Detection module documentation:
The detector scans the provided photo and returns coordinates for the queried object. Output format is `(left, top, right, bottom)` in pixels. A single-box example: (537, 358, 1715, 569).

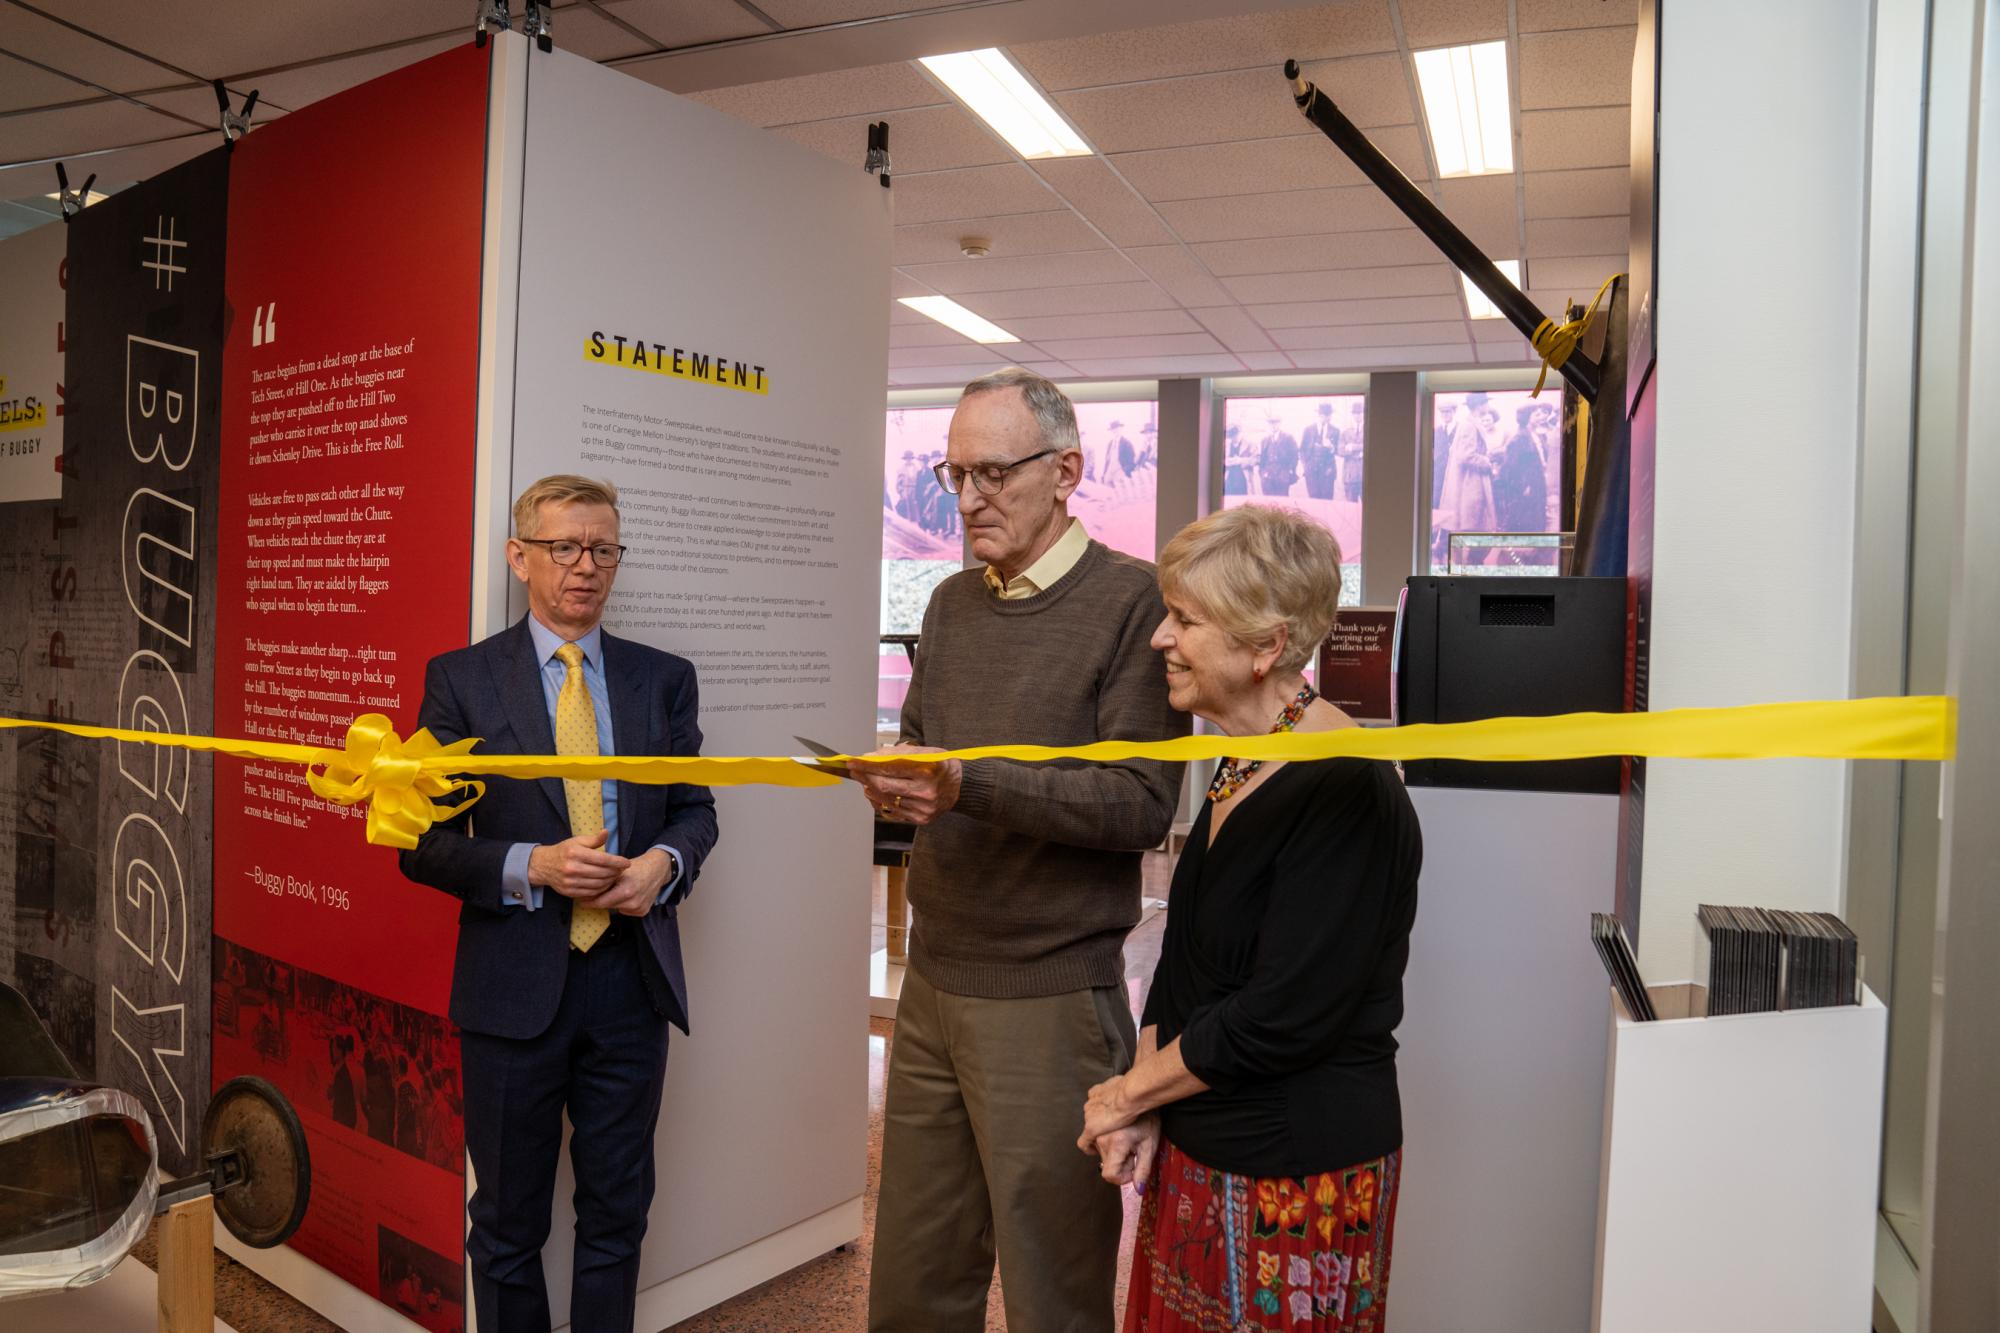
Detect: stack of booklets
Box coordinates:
(1697, 905, 1859, 1014)
(1591, 913, 1656, 1020)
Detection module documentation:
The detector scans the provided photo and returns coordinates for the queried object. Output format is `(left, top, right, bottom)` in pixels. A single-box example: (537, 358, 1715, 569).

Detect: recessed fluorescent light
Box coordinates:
(898, 295, 1020, 344)
(1461, 259, 1523, 319)
(1413, 40, 1514, 176)
(918, 48, 1091, 160)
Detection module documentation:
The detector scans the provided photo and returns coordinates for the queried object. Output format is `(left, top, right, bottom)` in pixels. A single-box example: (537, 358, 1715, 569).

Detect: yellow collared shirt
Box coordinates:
(982, 517, 1090, 600)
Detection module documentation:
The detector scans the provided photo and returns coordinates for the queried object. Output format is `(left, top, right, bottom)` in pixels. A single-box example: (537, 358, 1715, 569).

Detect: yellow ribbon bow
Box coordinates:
(1530, 272, 1624, 397)
(305, 714, 487, 850)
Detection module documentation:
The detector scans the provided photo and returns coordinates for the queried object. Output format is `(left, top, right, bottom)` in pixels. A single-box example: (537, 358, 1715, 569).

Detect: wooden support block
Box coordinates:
(885, 863, 909, 962)
(157, 1194, 215, 1333)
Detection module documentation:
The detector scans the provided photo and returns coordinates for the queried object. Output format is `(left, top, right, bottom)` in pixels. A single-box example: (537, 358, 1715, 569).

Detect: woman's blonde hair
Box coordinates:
(512, 475, 619, 538)
(1157, 506, 1342, 675)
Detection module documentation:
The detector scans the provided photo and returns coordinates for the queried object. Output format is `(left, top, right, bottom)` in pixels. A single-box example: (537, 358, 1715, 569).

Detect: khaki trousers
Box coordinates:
(868, 967, 1137, 1333)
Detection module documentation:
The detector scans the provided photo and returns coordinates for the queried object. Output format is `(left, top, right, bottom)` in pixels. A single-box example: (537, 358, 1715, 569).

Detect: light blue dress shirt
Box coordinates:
(499, 617, 683, 911)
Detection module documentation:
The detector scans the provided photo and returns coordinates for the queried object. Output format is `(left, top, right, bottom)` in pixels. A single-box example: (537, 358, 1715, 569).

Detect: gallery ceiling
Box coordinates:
(0, 0, 1637, 384)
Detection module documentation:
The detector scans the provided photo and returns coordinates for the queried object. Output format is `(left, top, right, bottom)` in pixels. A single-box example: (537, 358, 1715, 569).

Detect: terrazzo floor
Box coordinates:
(136, 854, 1173, 1332)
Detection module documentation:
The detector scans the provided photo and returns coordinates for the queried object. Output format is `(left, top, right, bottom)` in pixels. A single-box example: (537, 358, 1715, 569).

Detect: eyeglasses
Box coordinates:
(518, 538, 628, 568)
(932, 448, 1058, 496)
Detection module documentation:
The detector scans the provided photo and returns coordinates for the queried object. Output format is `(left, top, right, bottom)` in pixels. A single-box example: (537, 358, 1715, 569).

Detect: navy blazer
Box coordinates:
(398, 616, 719, 1038)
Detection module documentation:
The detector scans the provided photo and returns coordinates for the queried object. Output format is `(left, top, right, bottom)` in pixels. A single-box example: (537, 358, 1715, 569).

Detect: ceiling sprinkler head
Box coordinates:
(959, 237, 991, 259)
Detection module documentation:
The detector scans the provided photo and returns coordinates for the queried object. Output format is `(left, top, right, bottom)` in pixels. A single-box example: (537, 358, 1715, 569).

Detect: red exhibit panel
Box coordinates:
(213, 41, 488, 1326)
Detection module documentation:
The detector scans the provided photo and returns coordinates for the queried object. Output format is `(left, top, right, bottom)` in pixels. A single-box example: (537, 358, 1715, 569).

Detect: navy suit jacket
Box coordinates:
(398, 616, 719, 1038)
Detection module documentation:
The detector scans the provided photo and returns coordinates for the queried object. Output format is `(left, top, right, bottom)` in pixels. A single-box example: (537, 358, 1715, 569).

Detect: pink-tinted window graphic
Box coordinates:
(1428, 389, 1562, 573)
(879, 399, 1156, 729)
(1220, 394, 1365, 606)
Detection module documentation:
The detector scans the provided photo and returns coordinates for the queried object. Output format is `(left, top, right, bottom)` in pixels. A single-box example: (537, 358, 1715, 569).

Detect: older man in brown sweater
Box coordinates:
(856, 368, 1186, 1332)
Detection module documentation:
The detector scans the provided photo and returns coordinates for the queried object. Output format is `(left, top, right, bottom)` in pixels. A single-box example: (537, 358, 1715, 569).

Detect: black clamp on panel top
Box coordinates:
(214, 79, 260, 148)
(474, 0, 511, 48)
(53, 163, 96, 223)
(522, 0, 553, 53)
(864, 121, 892, 188)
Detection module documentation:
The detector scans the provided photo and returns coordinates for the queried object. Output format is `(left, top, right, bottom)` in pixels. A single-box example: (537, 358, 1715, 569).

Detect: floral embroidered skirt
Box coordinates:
(1123, 1138, 1400, 1332)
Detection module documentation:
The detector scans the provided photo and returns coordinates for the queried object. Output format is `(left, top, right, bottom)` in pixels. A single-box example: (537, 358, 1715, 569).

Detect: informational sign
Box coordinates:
(1317, 607, 1397, 722)
(0, 151, 230, 1176)
(504, 44, 888, 1317)
(0, 219, 65, 503)
(211, 42, 488, 1329)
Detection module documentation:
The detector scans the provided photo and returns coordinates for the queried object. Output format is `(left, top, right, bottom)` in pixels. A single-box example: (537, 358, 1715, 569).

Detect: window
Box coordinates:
(1219, 393, 1366, 606)
(1427, 388, 1563, 574)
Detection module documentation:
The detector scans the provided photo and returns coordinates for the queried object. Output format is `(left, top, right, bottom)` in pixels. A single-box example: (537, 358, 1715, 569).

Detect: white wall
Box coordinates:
(1636, 0, 1873, 980)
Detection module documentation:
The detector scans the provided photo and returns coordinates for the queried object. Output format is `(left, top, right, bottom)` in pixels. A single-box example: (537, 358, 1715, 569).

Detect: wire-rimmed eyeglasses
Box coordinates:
(932, 448, 1059, 496)
(517, 538, 628, 568)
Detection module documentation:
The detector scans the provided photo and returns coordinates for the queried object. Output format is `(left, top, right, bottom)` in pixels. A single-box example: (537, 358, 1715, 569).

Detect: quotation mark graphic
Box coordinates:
(142, 215, 187, 291)
(251, 302, 278, 347)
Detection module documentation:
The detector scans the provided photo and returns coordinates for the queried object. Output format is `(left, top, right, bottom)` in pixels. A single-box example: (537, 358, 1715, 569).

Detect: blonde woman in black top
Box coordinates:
(1078, 505, 1423, 1333)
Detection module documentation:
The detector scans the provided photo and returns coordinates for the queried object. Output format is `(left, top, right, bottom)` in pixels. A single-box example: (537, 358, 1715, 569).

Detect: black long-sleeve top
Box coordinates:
(1143, 756, 1423, 1177)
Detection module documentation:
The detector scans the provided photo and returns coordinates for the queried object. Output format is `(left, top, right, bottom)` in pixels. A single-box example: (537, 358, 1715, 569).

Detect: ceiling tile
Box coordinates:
(0, 51, 97, 112)
(1472, 318, 1539, 342)
(1193, 228, 1444, 276)
(26, 0, 455, 84)
(1029, 156, 1175, 247)
(237, 34, 464, 112)
(890, 163, 1058, 224)
(890, 272, 932, 300)
(1397, 0, 1511, 49)
(956, 281, 1179, 318)
(773, 103, 1011, 174)
(1524, 166, 1627, 218)
(1188, 306, 1277, 352)
(894, 210, 1107, 265)
(1433, 173, 1520, 243)
(598, 0, 773, 47)
(756, 0, 962, 25)
(1221, 262, 1458, 303)
(1012, 4, 1397, 91)
(1520, 27, 1638, 110)
(1524, 215, 1627, 257)
(889, 361, 1018, 387)
(1066, 353, 1247, 377)
(1290, 343, 1479, 369)
(1518, 0, 1641, 33)
(0, 131, 206, 199)
(1520, 107, 1630, 170)
(1018, 361, 1080, 379)
(888, 344, 1012, 368)
(0, 5, 201, 93)
(1235, 350, 1297, 371)
(900, 249, 1143, 294)
(0, 98, 193, 163)
(1123, 244, 1232, 305)
(1249, 294, 1466, 328)
(545, 6, 659, 61)
(1476, 339, 1537, 363)
(1035, 333, 1226, 360)
(1111, 123, 1428, 202)
(889, 321, 984, 349)
(1057, 54, 1410, 156)
(1003, 309, 1203, 340)
(1268, 320, 1471, 349)
(684, 61, 942, 127)
(1155, 184, 1407, 242)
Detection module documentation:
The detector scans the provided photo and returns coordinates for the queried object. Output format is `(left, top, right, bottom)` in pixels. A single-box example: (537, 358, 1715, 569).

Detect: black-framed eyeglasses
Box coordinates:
(518, 538, 628, 568)
(932, 448, 1058, 496)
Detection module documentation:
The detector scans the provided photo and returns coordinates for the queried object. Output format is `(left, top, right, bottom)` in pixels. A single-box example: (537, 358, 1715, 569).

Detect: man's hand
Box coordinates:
(577, 847, 675, 918)
(529, 829, 629, 896)
(851, 744, 962, 826)
(1089, 1114, 1161, 1188)
(1078, 1073, 1140, 1148)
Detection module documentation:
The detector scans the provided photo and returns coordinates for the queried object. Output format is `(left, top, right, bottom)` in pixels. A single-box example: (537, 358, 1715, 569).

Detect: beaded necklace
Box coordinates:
(1205, 682, 1318, 803)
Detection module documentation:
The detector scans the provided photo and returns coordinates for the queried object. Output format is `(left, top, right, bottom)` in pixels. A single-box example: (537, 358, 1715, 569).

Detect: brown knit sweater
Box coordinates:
(901, 539, 1189, 998)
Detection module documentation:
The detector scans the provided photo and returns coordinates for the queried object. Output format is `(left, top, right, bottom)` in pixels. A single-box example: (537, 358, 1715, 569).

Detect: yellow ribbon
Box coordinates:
(0, 695, 1957, 849)
(1530, 272, 1624, 397)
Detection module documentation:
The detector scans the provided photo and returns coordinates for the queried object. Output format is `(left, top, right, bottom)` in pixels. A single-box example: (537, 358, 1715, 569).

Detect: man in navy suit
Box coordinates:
(399, 474, 719, 1333)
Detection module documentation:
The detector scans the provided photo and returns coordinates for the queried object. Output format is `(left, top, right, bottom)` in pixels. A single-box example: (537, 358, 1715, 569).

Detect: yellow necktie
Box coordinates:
(554, 642, 610, 952)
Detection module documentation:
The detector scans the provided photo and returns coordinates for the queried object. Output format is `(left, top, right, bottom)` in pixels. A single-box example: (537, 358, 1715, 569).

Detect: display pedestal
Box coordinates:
(869, 949, 904, 1020)
(1591, 984, 1887, 1332)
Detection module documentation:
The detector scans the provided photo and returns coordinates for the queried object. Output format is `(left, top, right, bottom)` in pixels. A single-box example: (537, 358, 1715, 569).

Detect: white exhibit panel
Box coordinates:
(0, 219, 65, 503)
(501, 43, 890, 1328)
(1395, 786, 1619, 1333)
(1591, 985, 1887, 1333)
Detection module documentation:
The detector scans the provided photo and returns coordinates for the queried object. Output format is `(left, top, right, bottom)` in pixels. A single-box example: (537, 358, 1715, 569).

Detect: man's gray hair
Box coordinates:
(960, 366, 1081, 454)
